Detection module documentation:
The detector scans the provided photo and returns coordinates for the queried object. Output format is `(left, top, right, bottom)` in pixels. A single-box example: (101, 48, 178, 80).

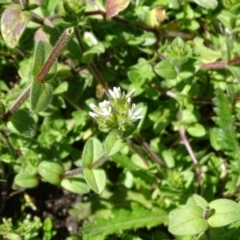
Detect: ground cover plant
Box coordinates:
(1, 0, 240, 239)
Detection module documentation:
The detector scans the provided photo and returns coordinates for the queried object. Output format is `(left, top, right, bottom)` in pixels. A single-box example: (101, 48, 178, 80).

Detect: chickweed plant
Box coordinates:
(1, 0, 240, 239)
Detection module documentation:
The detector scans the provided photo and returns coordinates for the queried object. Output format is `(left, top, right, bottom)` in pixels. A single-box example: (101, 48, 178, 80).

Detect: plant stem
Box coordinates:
(63, 168, 83, 178)
(127, 138, 150, 167)
(2, 85, 31, 122)
(89, 153, 108, 169)
(63, 153, 109, 178)
(179, 126, 202, 193)
(74, 26, 108, 92)
(38, 28, 74, 83)
(2, 28, 73, 122)
(137, 137, 166, 168)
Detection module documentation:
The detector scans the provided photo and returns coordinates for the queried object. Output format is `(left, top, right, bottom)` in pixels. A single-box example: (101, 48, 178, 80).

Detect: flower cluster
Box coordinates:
(89, 87, 143, 134)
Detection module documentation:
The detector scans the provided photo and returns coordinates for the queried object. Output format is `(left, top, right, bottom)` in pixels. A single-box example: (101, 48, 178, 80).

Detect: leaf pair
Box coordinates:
(169, 194, 240, 236)
(81, 133, 125, 194)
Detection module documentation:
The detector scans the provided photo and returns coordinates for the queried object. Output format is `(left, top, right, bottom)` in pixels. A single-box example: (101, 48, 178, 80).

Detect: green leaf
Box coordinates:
(208, 199, 240, 227)
(213, 89, 240, 160)
(82, 203, 167, 238)
(154, 60, 177, 79)
(53, 82, 69, 95)
(82, 138, 104, 168)
(104, 132, 126, 156)
(187, 123, 206, 137)
(61, 174, 90, 194)
(14, 172, 39, 188)
(7, 110, 36, 138)
(187, 194, 209, 209)
(30, 78, 53, 113)
(168, 206, 208, 235)
(83, 168, 106, 194)
(105, 0, 131, 18)
(38, 161, 64, 185)
(0, 5, 31, 48)
(31, 40, 57, 81)
(194, 38, 221, 63)
(191, 0, 218, 9)
(82, 43, 105, 63)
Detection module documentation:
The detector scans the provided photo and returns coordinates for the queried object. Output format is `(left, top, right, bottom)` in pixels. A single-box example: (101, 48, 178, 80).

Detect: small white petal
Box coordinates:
(99, 100, 110, 108)
(101, 106, 112, 116)
(108, 89, 116, 98)
(113, 87, 121, 98)
(89, 112, 98, 118)
(126, 89, 135, 100)
(133, 107, 143, 117)
(131, 103, 136, 113)
(89, 103, 97, 110)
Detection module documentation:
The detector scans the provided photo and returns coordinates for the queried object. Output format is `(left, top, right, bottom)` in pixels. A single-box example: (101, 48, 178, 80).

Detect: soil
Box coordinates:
(1, 181, 82, 239)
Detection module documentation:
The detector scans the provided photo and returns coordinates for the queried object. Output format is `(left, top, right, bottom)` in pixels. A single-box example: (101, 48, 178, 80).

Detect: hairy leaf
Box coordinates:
(213, 89, 240, 160)
(30, 78, 53, 113)
(82, 203, 167, 238)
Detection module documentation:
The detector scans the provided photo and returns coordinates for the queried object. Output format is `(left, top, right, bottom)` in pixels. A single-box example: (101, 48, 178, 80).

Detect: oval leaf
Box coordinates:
(154, 60, 177, 80)
(38, 161, 64, 185)
(83, 168, 106, 194)
(192, 0, 218, 10)
(1, 5, 31, 48)
(30, 79, 53, 113)
(82, 138, 104, 168)
(7, 110, 36, 138)
(61, 174, 90, 194)
(105, 0, 131, 18)
(208, 199, 240, 227)
(14, 172, 39, 188)
(104, 132, 126, 156)
(31, 40, 57, 81)
(168, 206, 208, 235)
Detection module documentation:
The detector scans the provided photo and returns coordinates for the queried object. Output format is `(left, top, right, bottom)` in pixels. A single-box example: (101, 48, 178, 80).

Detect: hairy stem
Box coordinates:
(3, 85, 31, 122)
(38, 28, 74, 83)
(137, 137, 166, 168)
(2, 28, 73, 122)
(63, 153, 109, 179)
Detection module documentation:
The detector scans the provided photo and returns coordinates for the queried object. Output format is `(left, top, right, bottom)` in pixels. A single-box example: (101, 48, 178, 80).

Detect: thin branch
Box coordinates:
(136, 137, 166, 168)
(74, 26, 108, 92)
(3, 85, 31, 122)
(126, 138, 150, 167)
(179, 127, 198, 165)
(151, 83, 212, 104)
(201, 61, 226, 69)
(63, 168, 83, 179)
(179, 126, 201, 192)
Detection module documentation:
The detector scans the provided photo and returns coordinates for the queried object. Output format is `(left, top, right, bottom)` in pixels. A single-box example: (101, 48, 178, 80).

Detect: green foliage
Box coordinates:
(213, 89, 240, 160)
(82, 203, 167, 239)
(169, 195, 240, 237)
(2, 0, 240, 239)
(0, 216, 55, 240)
(0, 4, 31, 48)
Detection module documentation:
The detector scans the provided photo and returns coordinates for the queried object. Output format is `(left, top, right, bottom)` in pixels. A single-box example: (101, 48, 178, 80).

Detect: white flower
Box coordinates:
(109, 87, 121, 99)
(128, 103, 143, 120)
(89, 87, 143, 133)
(100, 105, 112, 116)
(89, 111, 98, 118)
(89, 103, 97, 110)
